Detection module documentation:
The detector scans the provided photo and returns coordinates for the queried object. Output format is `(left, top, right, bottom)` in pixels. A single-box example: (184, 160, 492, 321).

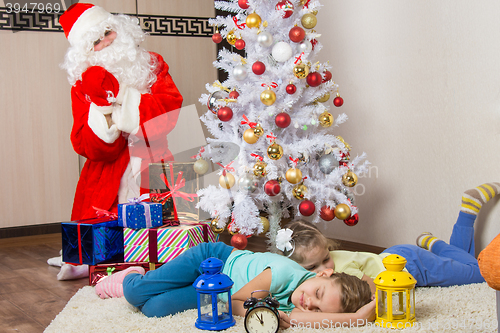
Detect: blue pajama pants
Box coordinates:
(123, 242, 234, 318)
(382, 211, 485, 287)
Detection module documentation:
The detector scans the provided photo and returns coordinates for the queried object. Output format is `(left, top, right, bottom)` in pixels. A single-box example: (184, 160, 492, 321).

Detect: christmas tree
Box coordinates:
(194, 0, 370, 250)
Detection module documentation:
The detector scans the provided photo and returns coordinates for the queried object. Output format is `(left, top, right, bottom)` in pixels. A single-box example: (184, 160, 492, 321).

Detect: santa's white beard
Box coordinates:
(87, 37, 155, 92)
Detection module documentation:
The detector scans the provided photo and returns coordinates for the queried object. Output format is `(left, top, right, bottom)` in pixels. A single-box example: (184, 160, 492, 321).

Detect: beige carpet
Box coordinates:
(45, 283, 498, 333)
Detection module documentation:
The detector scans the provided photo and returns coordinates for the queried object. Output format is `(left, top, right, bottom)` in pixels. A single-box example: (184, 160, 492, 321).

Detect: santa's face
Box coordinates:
(93, 30, 117, 52)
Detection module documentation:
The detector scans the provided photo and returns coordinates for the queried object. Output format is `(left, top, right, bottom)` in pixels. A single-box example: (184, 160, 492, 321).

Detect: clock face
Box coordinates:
(244, 306, 279, 333)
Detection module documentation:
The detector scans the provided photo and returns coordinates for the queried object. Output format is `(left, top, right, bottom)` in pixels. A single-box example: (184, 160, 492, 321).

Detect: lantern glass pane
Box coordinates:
(391, 291, 406, 320)
(217, 292, 232, 321)
(377, 290, 387, 318)
(410, 289, 415, 317)
(199, 293, 214, 321)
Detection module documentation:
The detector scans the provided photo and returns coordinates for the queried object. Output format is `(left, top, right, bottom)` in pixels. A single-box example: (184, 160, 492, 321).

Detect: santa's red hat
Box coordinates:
(60, 3, 111, 47)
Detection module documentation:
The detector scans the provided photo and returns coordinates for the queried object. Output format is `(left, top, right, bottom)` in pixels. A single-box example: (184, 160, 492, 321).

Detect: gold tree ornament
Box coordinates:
(318, 111, 333, 127)
(301, 13, 318, 29)
(253, 161, 267, 177)
(267, 142, 284, 160)
(334, 203, 351, 220)
(210, 218, 224, 234)
(219, 173, 236, 189)
(193, 159, 209, 175)
(292, 183, 307, 200)
(285, 168, 302, 184)
(253, 124, 264, 137)
(226, 30, 237, 45)
(316, 92, 330, 103)
(243, 128, 259, 144)
(259, 217, 270, 234)
(337, 136, 352, 151)
(260, 87, 276, 106)
(293, 62, 310, 79)
(342, 170, 358, 187)
(246, 13, 262, 28)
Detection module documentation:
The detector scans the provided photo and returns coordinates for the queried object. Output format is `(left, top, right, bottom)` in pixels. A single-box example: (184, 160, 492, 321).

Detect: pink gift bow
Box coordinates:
(93, 206, 118, 219)
(151, 164, 197, 221)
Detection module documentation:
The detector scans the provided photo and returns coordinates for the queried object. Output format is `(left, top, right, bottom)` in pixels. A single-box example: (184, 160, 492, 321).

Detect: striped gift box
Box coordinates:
(123, 222, 218, 263)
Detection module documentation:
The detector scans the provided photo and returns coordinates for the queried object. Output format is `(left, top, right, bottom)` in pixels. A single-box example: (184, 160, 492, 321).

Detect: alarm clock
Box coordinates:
(243, 290, 280, 333)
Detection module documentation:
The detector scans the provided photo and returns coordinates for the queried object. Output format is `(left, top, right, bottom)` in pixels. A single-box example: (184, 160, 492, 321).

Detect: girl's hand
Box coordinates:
(278, 310, 290, 329)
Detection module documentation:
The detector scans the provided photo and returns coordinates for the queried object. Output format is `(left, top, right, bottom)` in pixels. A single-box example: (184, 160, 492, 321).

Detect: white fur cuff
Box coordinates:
(92, 103, 114, 115)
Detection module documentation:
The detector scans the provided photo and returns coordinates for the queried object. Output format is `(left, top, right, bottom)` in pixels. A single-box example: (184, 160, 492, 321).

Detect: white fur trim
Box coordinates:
(117, 156, 142, 204)
(115, 84, 128, 105)
(68, 6, 111, 47)
(92, 103, 114, 115)
(111, 87, 141, 135)
(88, 104, 121, 143)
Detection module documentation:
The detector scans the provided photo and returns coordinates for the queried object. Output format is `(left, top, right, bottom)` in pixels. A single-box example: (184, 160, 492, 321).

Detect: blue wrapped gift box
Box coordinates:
(62, 216, 124, 265)
(118, 201, 162, 229)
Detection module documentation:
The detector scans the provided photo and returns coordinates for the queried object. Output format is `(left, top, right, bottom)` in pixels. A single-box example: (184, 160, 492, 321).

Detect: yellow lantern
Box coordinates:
(374, 255, 417, 329)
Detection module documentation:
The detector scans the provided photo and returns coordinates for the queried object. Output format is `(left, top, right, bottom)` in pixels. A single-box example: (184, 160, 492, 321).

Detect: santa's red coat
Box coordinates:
(70, 52, 183, 220)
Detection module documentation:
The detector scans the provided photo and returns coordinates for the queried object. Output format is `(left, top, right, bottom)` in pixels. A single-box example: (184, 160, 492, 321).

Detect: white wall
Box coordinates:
(314, 0, 500, 254)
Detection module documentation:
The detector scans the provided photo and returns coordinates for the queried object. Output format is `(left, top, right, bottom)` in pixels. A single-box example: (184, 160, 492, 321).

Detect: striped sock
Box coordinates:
(461, 183, 500, 215)
(416, 232, 439, 251)
(95, 266, 145, 299)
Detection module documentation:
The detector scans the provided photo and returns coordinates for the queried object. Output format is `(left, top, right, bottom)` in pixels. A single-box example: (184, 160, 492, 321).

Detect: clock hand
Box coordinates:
(256, 313, 264, 325)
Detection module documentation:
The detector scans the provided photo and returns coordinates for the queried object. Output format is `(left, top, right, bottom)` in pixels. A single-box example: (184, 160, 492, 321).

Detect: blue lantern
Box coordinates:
(193, 257, 236, 330)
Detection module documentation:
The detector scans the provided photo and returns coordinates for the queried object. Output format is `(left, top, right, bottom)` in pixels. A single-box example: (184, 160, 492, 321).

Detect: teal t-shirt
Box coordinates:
(222, 250, 316, 312)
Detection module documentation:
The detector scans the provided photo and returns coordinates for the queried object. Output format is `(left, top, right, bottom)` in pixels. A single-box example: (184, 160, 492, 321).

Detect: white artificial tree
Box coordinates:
(195, 0, 370, 251)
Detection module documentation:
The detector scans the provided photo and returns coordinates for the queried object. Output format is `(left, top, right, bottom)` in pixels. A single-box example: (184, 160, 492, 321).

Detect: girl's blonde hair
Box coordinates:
(280, 220, 339, 264)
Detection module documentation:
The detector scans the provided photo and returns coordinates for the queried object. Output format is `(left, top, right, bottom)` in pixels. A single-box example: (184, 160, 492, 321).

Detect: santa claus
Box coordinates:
(49, 4, 183, 280)
(60, 3, 183, 220)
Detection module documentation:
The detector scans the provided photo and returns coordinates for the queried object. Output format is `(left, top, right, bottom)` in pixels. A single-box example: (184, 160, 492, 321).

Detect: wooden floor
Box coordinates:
(0, 232, 384, 333)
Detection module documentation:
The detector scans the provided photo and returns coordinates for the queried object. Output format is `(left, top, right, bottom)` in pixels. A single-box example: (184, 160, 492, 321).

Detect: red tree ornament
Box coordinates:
(323, 70, 332, 82)
(212, 32, 222, 44)
(306, 72, 322, 87)
(229, 90, 239, 99)
(275, 0, 294, 18)
(289, 26, 305, 43)
(299, 200, 316, 216)
(333, 96, 344, 107)
(275, 112, 291, 128)
(286, 83, 296, 94)
(319, 205, 335, 221)
(235, 39, 246, 50)
(231, 233, 248, 249)
(252, 61, 266, 75)
(217, 106, 233, 122)
(343, 213, 359, 226)
(264, 179, 281, 196)
(238, 0, 249, 9)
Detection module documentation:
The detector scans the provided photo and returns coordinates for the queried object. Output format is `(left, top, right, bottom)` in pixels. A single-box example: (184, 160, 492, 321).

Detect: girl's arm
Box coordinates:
(230, 268, 291, 329)
(289, 298, 376, 328)
(362, 274, 376, 294)
(231, 268, 272, 317)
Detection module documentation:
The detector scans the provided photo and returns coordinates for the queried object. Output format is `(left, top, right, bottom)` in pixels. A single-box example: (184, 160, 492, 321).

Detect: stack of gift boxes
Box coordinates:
(61, 162, 218, 285)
